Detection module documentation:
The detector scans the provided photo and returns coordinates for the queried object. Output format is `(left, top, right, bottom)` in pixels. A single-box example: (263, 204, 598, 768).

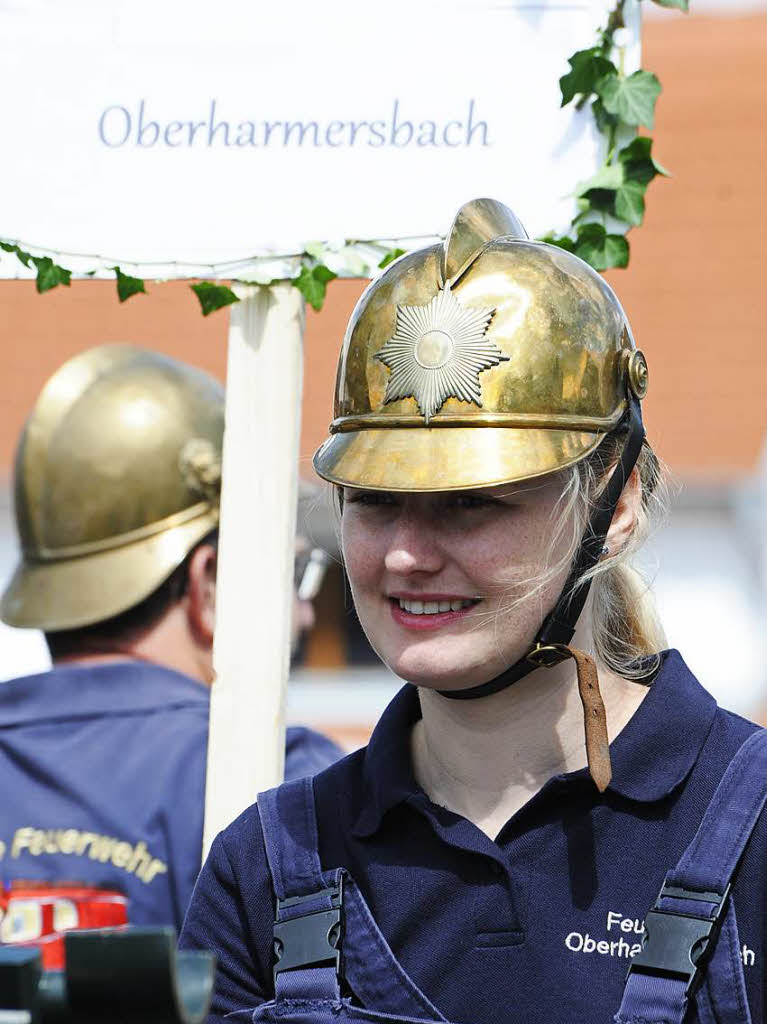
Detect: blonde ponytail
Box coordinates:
(574, 438, 668, 679)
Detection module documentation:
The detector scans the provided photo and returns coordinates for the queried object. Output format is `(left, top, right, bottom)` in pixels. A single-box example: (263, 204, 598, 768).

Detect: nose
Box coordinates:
(384, 510, 445, 578)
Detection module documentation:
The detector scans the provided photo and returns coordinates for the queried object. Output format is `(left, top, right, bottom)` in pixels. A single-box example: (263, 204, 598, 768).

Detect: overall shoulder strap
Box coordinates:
(258, 778, 343, 1002)
(258, 776, 327, 900)
(257, 778, 446, 1021)
(616, 728, 767, 1024)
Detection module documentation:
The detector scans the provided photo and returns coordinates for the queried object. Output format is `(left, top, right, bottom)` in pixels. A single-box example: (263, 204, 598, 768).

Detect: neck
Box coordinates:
(52, 605, 213, 686)
(411, 635, 649, 839)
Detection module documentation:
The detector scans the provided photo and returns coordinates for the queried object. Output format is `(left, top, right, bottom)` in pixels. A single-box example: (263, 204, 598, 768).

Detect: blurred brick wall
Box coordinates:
(604, 12, 767, 477)
(0, 13, 764, 481)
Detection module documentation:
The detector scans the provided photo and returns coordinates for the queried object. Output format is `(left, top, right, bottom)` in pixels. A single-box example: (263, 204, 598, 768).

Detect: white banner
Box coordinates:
(0, 0, 639, 277)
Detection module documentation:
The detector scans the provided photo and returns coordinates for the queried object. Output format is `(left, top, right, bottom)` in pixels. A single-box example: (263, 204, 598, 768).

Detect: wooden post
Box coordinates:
(203, 282, 305, 857)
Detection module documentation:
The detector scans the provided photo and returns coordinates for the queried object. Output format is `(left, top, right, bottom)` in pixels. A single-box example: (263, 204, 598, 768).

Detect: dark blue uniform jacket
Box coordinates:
(180, 651, 767, 1024)
(0, 661, 343, 931)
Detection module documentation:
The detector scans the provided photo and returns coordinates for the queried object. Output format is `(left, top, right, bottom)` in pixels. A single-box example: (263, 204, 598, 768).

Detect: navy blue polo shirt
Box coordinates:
(0, 661, 343, 932)
(180, 651, 767, 1024)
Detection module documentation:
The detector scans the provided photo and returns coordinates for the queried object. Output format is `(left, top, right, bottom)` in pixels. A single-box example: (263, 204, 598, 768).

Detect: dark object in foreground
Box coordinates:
(0, 927, 214, 1024)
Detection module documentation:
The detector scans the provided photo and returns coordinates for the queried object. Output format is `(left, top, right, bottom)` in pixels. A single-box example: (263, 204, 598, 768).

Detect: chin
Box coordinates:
(384, 648, 501, 692)
(377, 628, 537, 692)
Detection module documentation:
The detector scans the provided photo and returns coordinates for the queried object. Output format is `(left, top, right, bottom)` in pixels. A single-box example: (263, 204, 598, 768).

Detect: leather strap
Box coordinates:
(440, 395, 645, 703)
(568, 645, 611, 792)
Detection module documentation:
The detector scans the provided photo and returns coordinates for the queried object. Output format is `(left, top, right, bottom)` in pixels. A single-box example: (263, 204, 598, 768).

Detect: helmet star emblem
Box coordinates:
(376, 286, 507, 423)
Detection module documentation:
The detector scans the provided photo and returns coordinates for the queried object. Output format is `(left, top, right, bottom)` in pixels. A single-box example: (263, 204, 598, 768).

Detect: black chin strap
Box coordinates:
(439, 395, 646, 701)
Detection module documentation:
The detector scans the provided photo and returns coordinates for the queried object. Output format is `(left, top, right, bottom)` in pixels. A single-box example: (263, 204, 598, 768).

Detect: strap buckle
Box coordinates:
(526, 643, 570, 669)
(273, 882, 342, 983)
(626, 881, 731, 996)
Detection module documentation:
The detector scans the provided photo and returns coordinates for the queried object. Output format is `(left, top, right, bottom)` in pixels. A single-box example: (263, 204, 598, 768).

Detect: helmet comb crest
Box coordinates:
(443, 198, 528, 283)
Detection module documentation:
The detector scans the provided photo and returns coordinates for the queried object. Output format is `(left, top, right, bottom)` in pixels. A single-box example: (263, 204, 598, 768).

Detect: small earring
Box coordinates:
(601, 544, 610, 556)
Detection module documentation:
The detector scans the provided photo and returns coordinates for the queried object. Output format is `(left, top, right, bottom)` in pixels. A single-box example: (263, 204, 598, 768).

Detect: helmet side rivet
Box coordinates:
(627, 350, 649, 400)
(179, 438, 222, 502)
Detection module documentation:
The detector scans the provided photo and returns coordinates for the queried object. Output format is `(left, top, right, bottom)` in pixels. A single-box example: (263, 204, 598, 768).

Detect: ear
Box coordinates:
(605, 466, 642, 555)
(185, 543, 217, 648)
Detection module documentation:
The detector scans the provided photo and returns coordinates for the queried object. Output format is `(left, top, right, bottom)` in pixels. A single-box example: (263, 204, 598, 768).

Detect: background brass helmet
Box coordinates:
(314, 198, 648, 492)
(1, 344, 224, 632)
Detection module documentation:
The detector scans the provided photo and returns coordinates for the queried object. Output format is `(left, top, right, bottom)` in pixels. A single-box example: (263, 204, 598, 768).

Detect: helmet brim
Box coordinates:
(313, 427, 605, 492)
(0, 509, 218, 632)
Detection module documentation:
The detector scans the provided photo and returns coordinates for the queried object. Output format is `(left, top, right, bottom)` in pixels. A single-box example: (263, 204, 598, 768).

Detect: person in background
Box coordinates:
(0, 344, 342, 955)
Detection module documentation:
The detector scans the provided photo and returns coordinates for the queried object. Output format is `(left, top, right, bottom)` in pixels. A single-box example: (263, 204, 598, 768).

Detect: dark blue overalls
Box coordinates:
(253, 729, 767, 1024)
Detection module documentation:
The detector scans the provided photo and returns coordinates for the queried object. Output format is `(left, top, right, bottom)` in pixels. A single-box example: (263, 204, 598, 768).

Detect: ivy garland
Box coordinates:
(0, 0, 685, 316)
(543, 0, 684, 268)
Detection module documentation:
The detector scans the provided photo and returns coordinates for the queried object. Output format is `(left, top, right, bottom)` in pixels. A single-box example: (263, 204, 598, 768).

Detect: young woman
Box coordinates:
(180, 199, 767, 1024)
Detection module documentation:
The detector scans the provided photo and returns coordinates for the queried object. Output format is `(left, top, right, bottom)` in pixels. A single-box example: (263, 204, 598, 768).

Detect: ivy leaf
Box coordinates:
(313, 264, 337, 284)
(651, 0, 688, 9)
(591, 97, 618, 135)
(191, 282, 240, 316)
(540, 234, 576, 253)
(378, 247, 406, 270)
(581, 183, 647, 227)
(597, 70, 662, 129)
(581, 188, 618, 216)
(614, 180, 646, 226)
(32, 256, 71, 293)
(1, 242, 32, 268)
(577, 165, 623, 221)
(574, 223, 629, 271)
(571, 199, 596, 225)
(294, 263, 338, 312)
(560, 48, 616, 107)
(619, 136, 670, 186)
(113, 266, 146, 302)
(576, 163, 624, 196)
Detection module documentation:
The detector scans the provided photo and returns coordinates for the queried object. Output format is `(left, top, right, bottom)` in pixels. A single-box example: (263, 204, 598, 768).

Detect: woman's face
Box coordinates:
(341, 476, 572, 691)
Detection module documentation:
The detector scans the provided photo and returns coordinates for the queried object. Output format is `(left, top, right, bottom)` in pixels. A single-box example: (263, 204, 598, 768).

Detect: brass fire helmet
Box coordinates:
(0, 344, 224, 632)
(314, 198, 649, 492)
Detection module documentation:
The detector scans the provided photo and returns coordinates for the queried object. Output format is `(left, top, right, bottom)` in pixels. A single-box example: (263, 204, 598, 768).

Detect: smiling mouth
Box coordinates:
(392, 597, 480, 616)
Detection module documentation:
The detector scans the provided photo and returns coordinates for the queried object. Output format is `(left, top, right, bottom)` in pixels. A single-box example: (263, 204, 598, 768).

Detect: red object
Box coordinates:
(0, 881, 128, 969)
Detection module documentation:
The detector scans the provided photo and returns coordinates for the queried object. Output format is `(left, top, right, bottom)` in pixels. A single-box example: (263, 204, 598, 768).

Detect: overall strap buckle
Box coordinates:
(273, 881, 343, 984)
(626, 881, 731, 996)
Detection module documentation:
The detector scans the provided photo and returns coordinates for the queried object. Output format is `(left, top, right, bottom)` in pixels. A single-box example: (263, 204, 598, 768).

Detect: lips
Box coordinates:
(396, 596, 477, 615)
(388, 594, 480, 631)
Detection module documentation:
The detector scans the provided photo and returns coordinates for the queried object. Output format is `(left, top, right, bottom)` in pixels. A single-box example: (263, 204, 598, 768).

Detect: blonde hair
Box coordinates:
(543, 435, 668, 680)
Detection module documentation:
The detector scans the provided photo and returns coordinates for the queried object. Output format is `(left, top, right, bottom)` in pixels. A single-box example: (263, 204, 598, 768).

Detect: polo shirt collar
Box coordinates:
(352, 649, 717, 839)
(599, 649, 717, 801)
(353, 682, 423, 838)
